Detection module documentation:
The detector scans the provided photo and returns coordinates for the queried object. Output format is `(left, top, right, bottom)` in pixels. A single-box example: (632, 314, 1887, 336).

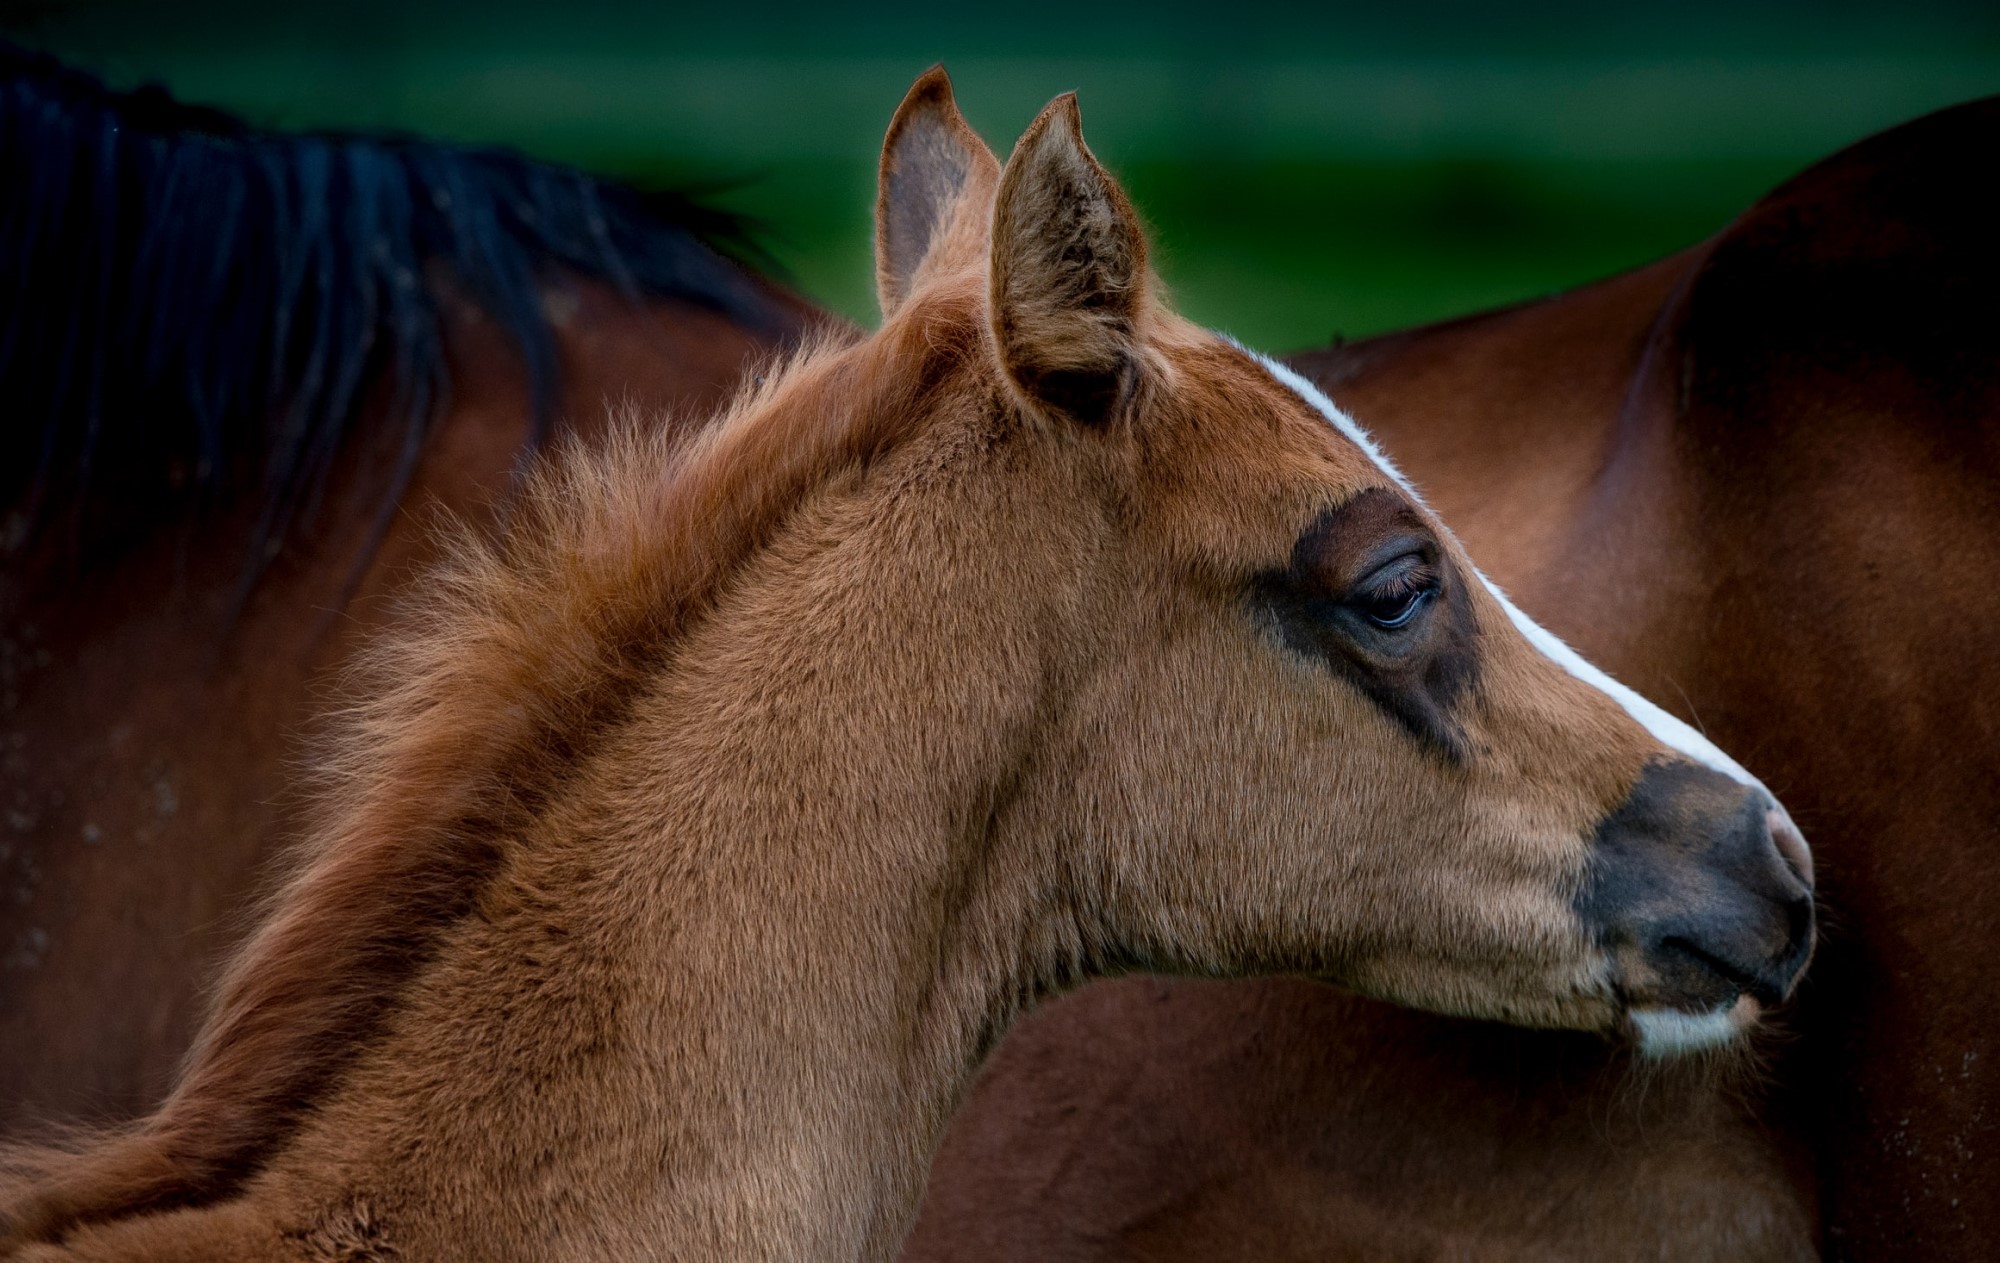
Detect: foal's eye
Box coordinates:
(1351, 557, 1440, 630)
(1362, 588, 1432, 629)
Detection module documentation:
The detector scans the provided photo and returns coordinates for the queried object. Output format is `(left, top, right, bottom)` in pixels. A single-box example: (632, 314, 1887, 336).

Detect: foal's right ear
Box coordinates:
(876, 66, 999, 320)
(989, 94, 1147, 426)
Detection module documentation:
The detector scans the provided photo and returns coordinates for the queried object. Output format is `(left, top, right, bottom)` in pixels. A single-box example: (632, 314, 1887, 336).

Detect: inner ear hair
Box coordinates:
(876, 65, 998, 320)
(989, 93, 1148, 426)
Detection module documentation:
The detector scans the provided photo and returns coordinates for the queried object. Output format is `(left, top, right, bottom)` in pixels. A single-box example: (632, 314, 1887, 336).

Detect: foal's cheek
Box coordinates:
(1322, 802, 1615, 1025)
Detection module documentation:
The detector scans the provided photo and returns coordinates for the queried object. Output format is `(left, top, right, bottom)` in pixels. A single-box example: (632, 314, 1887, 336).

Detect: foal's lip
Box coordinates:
(1729, 992, 1765, 1025)
(1625, 992, 1763, 1057)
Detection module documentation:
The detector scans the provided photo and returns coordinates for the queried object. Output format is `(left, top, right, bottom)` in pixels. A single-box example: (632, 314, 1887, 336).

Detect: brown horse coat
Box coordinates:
(2, 72, 1810, 1261)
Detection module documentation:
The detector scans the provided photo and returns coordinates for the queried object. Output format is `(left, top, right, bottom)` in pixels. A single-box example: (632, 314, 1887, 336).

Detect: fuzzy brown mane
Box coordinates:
(0, 309, 982, 1243)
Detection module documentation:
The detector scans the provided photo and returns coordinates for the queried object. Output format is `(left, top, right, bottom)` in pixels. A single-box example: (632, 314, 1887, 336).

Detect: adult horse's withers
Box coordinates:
(0, 71, 1811, 1261)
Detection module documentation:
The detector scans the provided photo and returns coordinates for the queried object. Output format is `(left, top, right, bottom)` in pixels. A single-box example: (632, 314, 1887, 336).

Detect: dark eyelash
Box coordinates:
(1367, 563, 1438, 600)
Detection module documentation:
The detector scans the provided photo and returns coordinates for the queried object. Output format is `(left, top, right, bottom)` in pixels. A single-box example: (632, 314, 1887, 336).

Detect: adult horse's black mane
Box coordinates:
(0, 42, 779, 577)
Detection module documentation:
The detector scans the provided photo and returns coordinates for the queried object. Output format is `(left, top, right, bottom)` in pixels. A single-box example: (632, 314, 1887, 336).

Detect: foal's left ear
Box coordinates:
(990, 93, 1148, 425)
(876, 66, 1000, 319)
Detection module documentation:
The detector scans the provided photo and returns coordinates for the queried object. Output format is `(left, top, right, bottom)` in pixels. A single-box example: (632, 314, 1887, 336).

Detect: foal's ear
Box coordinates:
(990, 93, 1147, 425)
(876, 66, 999, 319)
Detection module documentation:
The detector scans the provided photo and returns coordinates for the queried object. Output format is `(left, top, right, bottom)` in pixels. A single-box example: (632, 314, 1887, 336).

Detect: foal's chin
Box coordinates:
(1346, 954, 1774, 1060)
(1625, 993, 1768, 1058)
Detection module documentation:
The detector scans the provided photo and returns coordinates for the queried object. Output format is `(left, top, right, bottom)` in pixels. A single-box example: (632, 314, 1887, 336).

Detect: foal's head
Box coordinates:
(867, 69, 1812, 1052)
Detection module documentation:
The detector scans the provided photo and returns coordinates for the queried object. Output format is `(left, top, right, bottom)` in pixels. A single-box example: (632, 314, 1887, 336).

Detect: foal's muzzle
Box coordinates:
(1578, 759, 1815, 1048)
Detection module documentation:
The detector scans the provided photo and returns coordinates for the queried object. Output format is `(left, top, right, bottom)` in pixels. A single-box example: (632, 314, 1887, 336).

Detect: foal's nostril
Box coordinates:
(1768, 807, 1815, 889)
(1777, 891, 1816, 986)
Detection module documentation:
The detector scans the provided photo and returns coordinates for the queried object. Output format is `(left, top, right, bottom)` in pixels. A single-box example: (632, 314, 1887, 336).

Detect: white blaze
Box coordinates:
(1244, 347, 1760, 787)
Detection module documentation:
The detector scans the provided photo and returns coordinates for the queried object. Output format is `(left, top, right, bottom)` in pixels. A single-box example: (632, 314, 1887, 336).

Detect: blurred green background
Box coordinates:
(7, 1, 1999, 350)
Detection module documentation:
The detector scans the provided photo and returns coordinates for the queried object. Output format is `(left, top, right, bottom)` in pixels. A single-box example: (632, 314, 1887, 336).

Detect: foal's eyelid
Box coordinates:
(1350, 537, 1437, 594)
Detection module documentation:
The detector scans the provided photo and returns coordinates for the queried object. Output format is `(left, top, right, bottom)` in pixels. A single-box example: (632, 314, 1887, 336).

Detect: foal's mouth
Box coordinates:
(1609, 921, 1813, 1057)
(1607, 884, 1815, 1059)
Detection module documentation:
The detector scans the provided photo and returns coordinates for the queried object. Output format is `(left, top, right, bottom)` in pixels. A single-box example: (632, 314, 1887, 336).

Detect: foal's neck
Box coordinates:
(532, 464, 1087, 1260)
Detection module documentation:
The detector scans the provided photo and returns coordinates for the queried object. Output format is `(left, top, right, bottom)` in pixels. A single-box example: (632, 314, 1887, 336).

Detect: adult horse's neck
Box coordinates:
(0, 40, 780, 590)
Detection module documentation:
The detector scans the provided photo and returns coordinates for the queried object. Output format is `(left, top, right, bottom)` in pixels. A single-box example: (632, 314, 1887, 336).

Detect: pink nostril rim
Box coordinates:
(1768, 809, 1815, 888)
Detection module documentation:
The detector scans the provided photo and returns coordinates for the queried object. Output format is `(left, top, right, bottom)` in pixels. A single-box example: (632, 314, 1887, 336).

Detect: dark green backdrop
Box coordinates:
(11, 1, 1999, 349)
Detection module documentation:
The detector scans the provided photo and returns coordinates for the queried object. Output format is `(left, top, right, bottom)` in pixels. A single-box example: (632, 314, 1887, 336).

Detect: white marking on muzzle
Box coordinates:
(1630, 1005, 1742, 1057)
(1244, 347, 1761, 789)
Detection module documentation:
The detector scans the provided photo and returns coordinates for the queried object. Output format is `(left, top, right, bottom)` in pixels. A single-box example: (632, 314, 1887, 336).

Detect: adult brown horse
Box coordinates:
(0, 43, 808, 1133)
(0, 69, 1814, 1260)
(904, 95, 2000, 1261)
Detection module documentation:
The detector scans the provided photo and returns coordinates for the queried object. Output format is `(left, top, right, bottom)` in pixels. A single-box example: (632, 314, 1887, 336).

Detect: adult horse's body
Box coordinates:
(905, 95, 2000, 1261)
(0, 44, 806, 1131)
(1, 71, 1812, 1260)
